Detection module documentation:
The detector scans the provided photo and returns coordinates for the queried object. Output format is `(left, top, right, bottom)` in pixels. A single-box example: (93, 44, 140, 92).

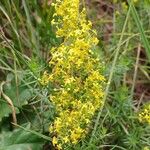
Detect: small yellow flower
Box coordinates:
(52, 136, 58, 146)
(57, 144, 62, 150)
(121, 2, 128, 11)
(143, 146, 150, 150)
(139, 104, 150, 125)
(49, 125, 53, 132)
(115, 10, 120, 16)
(70, 131, 79, 144)
(133, 0, 138, 3)
(63, 136, 69, 143)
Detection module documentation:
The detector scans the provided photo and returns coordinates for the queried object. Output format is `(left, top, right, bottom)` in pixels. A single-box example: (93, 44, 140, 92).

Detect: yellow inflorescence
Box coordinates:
(41, 0, 105, 149)
(139, 104, 150, 125)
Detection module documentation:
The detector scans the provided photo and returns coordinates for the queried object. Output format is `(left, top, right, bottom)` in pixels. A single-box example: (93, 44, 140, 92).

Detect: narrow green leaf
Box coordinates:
(127, 0, 150, 61)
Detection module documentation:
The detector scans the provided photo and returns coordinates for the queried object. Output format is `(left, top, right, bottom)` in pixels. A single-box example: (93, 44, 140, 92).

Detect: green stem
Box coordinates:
(90, 5, 131, 143)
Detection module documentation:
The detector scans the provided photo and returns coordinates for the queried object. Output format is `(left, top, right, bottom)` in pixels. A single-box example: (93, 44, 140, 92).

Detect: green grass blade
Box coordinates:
(22, 0, 40, 56)
(90, 4, 131, 143)
(127, 0, 150, 61)
(12, 123, 51, 141)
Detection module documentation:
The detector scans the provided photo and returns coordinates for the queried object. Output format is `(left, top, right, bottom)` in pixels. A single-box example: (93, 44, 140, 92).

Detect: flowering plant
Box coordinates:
(41, 0, 105, 149)
(139, 103, 150, 125)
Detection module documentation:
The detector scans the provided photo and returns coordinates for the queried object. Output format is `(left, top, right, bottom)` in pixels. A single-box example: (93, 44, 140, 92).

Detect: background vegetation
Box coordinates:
(0, 0, 150, 149)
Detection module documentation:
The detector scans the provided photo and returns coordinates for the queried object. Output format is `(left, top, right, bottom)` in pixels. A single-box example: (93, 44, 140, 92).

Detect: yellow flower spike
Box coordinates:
(41, 0, 105, 148)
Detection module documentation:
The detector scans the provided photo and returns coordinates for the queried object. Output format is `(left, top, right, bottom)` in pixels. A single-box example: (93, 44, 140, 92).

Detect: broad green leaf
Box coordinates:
(4, 82, 32, 107)
(0, 73, 33, 121)
(0, 99, 19, 121)
(0, 125, 44, 150)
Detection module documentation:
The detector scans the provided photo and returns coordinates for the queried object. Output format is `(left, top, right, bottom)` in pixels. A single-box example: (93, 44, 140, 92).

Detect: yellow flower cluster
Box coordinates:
(139, 104, 150, 125)
(41, 0, 105, 149)
(143, 146, 150, 150)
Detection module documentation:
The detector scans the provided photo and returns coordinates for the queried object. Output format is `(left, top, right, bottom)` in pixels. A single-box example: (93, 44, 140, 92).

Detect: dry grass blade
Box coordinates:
(0, 81, 17, 125)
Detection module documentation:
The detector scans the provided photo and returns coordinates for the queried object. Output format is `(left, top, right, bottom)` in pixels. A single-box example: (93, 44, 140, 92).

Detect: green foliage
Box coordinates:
(0, 0, 150, 150)
(0, 124, 44, 150)
(0, 100, 18, 121)
(0, 73, 33, 121)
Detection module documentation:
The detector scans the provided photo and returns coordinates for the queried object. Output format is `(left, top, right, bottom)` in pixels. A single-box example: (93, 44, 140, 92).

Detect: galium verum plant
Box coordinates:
(40, 0, 105, 149)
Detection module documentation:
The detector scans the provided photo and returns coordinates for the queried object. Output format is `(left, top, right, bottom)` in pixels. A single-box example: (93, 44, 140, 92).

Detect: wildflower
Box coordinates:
(143, 146, 150, 150)
(121, 2, 128, 11)
(52, 136, 58, 146)
(133, 0, 138, 3)
(138, 104, 150, 125)
(40, 71, 50, 85)
(63, 136, 69, 143)
(57, 144, 62, 150)
(41, 0, 105, 148)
